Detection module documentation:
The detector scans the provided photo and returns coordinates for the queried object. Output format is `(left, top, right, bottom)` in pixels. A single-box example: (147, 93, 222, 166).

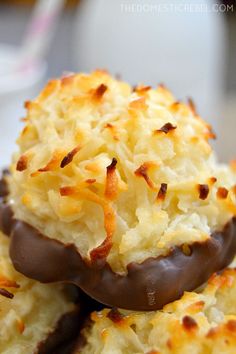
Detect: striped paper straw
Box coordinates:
(17, 0, 65, 72)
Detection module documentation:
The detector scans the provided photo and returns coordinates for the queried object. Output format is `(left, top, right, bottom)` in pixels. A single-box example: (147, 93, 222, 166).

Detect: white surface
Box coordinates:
(0, 45, 46, 169)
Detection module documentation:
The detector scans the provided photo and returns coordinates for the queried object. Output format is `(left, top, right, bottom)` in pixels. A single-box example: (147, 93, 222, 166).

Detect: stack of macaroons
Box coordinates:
(1, 70, 236, 353)
(75, 265, 236, 354)
(3, 70, 236, 310)
(0, 230, 80, 354)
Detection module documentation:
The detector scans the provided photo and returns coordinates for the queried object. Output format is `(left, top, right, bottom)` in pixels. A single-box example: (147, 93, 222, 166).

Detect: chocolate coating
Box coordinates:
(0, 171, 13, 235)
(71, 319, 91, 354)
(0, 172, 9, 199)
(37, 287, 101, 354)
(1, 202, 236, 311)
(0, 203, 14, 236)
(37, 309, 81, 354)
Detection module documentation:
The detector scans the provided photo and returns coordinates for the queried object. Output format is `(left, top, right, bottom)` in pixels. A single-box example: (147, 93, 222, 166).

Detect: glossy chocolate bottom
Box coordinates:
(1, 200, 236, 311)
(38, 309, 81, 354)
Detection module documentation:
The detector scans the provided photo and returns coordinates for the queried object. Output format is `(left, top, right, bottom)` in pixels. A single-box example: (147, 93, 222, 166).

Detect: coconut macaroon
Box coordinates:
(0, 230, 79, 354)
(5, 71, 236, 310)
(77, 267, 236, 354)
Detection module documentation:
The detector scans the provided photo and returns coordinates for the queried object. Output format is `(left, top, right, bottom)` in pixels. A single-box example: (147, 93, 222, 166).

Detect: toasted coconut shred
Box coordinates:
(0, 275, 19, 299)
(79, 265, 236, 354)
(8, 70, 236, 274)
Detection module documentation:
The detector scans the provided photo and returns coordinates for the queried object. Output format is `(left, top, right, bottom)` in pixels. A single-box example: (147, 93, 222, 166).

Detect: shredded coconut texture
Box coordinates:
(79, 264, 236, 354)
(0, 231, 75, 354)
(9, 70, 236, 273)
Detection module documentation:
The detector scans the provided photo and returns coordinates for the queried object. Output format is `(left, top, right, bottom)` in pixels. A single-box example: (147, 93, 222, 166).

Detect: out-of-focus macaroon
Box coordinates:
(0, 230, 79, 354)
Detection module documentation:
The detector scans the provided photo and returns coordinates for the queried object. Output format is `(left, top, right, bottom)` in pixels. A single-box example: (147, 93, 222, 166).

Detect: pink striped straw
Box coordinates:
(17, 0, 65, 72)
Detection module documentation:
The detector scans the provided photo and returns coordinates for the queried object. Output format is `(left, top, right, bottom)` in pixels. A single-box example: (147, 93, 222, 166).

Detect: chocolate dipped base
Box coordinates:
(1, 200, 236, 311)
(37, 309, 81, 354)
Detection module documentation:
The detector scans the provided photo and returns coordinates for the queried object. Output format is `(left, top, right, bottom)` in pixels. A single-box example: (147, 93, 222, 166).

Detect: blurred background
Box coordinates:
(0, 0, 235, 167)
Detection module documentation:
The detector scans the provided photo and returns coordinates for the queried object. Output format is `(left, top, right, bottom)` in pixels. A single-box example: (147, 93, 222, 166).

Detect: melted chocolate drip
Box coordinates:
(0, 171, 9, 199)
(37, 309, 80, 354)
(37, 287, 101, 354)
(1, 201, 236, 311)
(0, 203, 14, 236)
(0, 172, 13, 235)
